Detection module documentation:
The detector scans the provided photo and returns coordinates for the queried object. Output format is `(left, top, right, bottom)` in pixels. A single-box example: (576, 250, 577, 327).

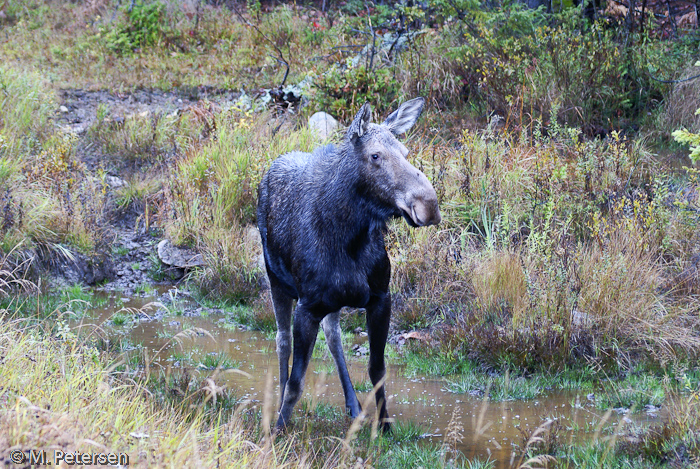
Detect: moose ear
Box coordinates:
(383, 97, 425, 135)
(348, 103, 372, 141)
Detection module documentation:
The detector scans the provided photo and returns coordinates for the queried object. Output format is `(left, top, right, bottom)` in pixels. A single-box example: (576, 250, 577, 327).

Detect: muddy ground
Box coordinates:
(47, 87, 243, 293)
(56, 87, 241, 135)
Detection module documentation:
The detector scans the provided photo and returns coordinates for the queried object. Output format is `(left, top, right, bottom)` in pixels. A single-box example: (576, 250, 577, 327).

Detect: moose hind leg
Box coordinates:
(322, 311, 361, 418)
(276, 302, 320, 431)
(270, 281, 293, 410)
(366, 293, 392, 432)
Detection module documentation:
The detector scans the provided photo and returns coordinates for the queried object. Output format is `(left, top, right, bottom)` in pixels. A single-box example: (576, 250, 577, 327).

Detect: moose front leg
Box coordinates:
(276, 302, 320, 431)
(366, 293, 392, 433)
(322, 312, 362, 418)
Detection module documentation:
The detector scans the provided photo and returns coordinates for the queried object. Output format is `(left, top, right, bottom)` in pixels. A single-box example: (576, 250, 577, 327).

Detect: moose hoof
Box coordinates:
(274, 416, 291, 435)
(346, 403, 362, 419)
(272, 424, 288, 436)
(379, 419, 393, 434)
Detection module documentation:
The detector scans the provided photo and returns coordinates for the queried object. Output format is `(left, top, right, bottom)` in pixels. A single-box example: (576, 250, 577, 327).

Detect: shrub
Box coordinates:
(312, 64, 400, 121)
(442, 5, 673, 134)
(103, 1, 168, 54)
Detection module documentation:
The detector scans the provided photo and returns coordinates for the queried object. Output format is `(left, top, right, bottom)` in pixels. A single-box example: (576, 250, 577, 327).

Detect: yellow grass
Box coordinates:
(0, 315, 296, 468)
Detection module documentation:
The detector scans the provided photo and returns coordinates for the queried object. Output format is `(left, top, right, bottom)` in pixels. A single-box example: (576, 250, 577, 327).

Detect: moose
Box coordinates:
(257, 97, 441, 432)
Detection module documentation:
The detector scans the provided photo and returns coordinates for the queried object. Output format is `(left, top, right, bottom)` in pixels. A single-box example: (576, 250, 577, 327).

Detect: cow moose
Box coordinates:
(257, 97, 441, 432)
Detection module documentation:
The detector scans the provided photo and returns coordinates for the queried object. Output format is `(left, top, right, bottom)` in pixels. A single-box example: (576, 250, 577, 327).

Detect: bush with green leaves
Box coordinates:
(103, 1, 167, 54)
(437, 4, 675, 133)
(312, 64, 400, 122)
(673, 110, 700, 163)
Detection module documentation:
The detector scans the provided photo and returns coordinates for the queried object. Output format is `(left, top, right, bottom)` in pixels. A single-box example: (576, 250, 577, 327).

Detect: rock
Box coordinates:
(351, 344, 369, 356)
(308, 112, 338, 141)
(645, 404, 661, 414)
(245, 225, 262, 246)
(400, 331, 429, 341)
(105, 174, 126, 188)
(59, 105, 69, 113)
(157, 239, 205, 268)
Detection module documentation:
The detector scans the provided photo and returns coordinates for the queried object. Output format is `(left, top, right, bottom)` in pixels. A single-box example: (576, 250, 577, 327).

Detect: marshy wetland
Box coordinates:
(2, 0, 700, 467)
(72, 288, 670, 468)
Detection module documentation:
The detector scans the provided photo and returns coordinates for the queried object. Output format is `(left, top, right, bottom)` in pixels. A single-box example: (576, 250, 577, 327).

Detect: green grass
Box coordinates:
(308, 401, 346, 421)
(312, 329, 356, 360)
(115, 177, 162, 210)
(225, 303, 276, 333)
(381, 420, 427, 443)
(596, 374, 666, 411)
(370, 441, 495, 469)
(312, 362, 336, 375)
(133, 282, 156, 295)
(199, 352, 241, 370)
(110, 310, 134, 327)
(2, 1, 700, 467)
(340, 308, 366, 332)
(0, 285, 102, 320)
(168, 351, 195, 366)
(403, 349, 481, 378)
(0, 65, 54, 155)
(446, 371, 545, 401)
(111, 245, 130, 257)
(354, 380, 374, 392)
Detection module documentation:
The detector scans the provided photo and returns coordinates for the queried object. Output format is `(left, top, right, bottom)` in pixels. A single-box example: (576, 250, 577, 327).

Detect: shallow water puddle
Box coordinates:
(78, 291, 665, 467)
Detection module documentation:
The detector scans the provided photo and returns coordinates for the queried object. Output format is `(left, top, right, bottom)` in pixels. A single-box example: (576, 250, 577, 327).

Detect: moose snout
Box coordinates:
(410, 193, 441, 226)
(398, 189, 441, 227)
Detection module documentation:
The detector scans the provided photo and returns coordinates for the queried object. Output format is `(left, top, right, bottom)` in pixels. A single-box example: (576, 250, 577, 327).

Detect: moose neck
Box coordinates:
(318, 143, 393, 236)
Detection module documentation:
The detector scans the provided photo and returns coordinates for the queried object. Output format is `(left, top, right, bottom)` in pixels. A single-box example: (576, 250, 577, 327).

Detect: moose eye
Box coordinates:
(371, 154, 379, 160)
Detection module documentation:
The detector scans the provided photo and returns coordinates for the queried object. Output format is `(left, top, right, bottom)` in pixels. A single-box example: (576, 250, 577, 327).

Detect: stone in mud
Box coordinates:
(157, 239, 205, 268)
(308, 112, 338, 141)
(351, 344, 368, 356)
(105, 175, 126, 188)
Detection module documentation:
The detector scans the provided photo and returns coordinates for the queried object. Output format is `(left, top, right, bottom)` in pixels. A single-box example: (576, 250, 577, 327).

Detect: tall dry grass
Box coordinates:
(393, 119, 700, 372)
(471, 251, 528, 323)
(660, 63, 700, 135)
(162, 111, 318, 300)
(0, 315, 298, 468)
